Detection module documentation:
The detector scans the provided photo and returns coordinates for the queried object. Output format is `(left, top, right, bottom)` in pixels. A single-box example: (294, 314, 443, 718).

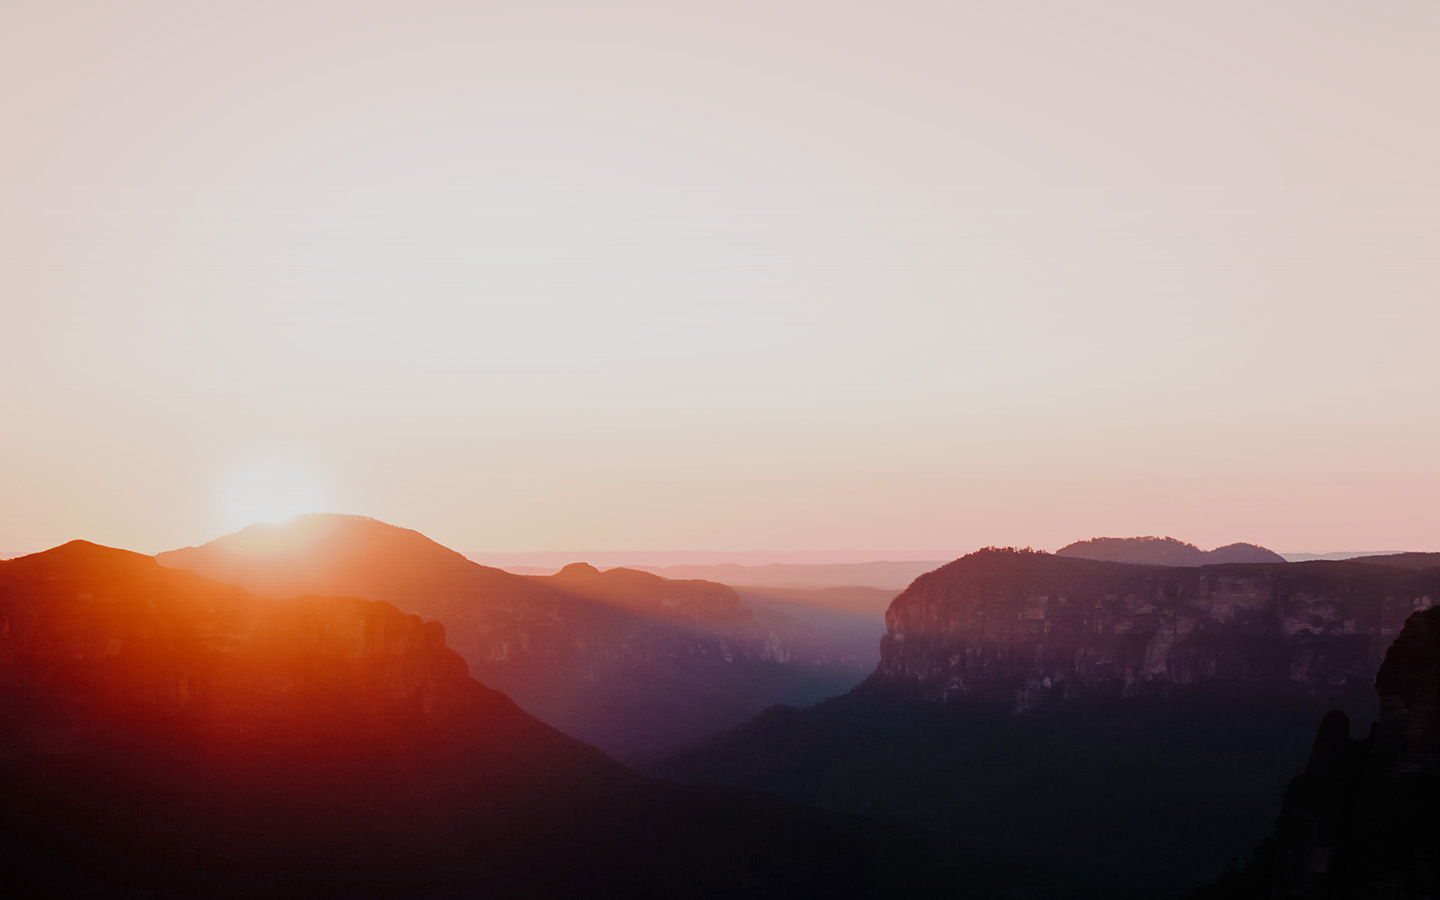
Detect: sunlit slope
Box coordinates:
(159, 515, 872, 760)
(0, 539, 888, 898)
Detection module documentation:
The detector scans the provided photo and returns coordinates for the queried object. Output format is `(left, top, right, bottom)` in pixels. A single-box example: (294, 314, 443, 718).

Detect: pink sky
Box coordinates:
(2, 2, 1437, 557)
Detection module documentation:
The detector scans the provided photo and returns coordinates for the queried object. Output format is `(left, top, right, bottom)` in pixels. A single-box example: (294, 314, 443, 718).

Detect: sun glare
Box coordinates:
(220, 461, 324, 533)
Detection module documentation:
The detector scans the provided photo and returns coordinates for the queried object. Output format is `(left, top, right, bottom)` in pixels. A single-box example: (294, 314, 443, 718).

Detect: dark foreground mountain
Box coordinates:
(1056, 536, 1287, 566)
(1195, 603, 1440, 898)
(0, 540, 917, 898)
(653, 549, 1440, 898)
(158, 516, 870, 761)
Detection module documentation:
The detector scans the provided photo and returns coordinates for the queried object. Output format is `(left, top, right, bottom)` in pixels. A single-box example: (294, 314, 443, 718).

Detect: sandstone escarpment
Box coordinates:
(878, 549, 1437, 706)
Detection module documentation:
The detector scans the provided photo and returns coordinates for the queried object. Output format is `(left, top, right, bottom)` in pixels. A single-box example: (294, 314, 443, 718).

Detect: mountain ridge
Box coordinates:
(0, 537, 896, 898)
(158, 515, 876, 760)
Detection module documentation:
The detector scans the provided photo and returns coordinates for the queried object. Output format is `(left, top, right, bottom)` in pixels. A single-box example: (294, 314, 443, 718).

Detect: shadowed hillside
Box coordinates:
(1193, 601, 1440, 898)
(652, 549, 1440, 897)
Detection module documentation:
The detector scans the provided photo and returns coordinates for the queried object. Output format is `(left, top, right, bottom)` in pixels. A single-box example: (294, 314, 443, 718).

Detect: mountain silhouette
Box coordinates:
(1056, 536, 1287, 566)
(0, 539, 902, 898)
(158, 515, 872, 760)
(541, 561, 751, 621)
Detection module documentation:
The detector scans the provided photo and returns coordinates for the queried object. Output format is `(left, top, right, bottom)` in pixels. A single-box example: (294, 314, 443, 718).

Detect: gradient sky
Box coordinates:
(3, 1, 1437, 557)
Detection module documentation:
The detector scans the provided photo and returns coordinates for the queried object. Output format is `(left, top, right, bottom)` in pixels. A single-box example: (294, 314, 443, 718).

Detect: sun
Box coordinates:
(220, 461, 325, 533)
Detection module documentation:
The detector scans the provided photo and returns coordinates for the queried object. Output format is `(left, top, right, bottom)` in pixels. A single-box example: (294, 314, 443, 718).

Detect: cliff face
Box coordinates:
(878, 549, 1437, 706)
(1195, 604, 1440, 899)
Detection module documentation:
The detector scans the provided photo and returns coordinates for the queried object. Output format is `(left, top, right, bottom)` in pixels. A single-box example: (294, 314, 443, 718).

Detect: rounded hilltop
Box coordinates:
(1055, 536, 1285, 567)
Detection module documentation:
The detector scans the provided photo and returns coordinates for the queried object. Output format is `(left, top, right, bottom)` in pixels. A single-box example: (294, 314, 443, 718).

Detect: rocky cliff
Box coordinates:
(879, 548, 1437, 707)
(654, 550, 1440, 898)
(1194, 603, 1440, 899)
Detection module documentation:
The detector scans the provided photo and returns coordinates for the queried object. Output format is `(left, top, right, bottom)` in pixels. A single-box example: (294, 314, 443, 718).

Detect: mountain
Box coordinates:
(1194, 603, 1440, 898)
(538, 562, 750, 622)
(158, 515, 872, 760)
(626, 561, 944, 590)
(1056, 536, 1287, 566)
(1281, 551, 1405, 562)
(1347, 551, 1440, 570)
(652, 549, 1440, 897)
(0, 539, 900, 898)
(880, 548, 1428, 706)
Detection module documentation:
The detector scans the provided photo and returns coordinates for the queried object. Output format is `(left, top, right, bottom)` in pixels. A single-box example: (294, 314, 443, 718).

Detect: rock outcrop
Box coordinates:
(879, 548, 1436, 707)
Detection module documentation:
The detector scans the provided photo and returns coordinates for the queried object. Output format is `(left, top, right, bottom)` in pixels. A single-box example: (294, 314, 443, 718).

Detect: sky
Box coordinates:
(2, 1, 1437, 557)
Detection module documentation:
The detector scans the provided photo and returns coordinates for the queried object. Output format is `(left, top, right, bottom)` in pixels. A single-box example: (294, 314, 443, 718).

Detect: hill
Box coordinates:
(1056, 536, 1286, 566)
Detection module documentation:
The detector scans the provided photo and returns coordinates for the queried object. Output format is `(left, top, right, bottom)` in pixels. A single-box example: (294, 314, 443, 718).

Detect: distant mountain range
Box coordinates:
(467, 549, 949, 569)
(0, 540, 897, 897)
(158, 515, 879, 761)
(631, 561, 945, 590)
(1281, 551, 1406, 562)
(490, 559, 946, 591)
